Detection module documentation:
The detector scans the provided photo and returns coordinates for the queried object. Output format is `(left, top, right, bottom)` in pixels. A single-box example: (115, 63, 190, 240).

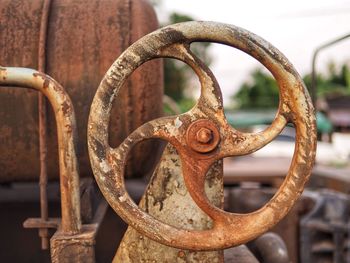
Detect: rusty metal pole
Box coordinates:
(310, 33, 350, 109)
(0, 67, 82, 235)
(38, 0, 52, 250)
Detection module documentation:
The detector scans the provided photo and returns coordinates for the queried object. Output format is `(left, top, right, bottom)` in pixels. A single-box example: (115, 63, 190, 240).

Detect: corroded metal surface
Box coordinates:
(300, 190, 350, 263)
(224, 246, 259, 263)
(88, 21, 316, 250)
(50, 225, 97, 263)
(226, 187, 313, 263)
(248, 232, 289, 263)
(0, 0, 163, 181)
(0, 67, 81, 235)
(186, 119, 220, 153)
(113, 145, 224, 262)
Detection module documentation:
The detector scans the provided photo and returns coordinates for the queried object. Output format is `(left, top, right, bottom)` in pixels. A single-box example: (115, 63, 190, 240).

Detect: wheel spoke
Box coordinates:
(220, 112, 288, 157)
(159, 44, 224, 114)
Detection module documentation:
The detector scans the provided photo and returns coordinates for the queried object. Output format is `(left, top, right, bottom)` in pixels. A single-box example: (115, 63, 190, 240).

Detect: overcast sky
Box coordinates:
(154, 0, 350, 105)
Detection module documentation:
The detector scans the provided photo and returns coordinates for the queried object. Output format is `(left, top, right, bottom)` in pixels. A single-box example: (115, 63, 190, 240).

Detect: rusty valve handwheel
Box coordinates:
(88, 21, 316, 250)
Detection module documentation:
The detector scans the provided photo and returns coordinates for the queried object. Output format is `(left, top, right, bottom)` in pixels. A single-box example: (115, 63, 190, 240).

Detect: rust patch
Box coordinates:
(147, 156, 175, 211)
(1, 67, 81, 237)
(61, 100, 71, 116)
(178, 250, 186, 258)
(33, 72, 51, 89)
(0, 67, 6, 80)
(186, 119, 220, 153)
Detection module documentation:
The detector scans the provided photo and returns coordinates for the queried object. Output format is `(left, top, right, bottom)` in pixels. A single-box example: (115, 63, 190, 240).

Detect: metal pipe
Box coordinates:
(0, 66, 81, 235)
(38, 0, 52, 250)
(310, 33, 350, 108)
(247, 232, 289, 263)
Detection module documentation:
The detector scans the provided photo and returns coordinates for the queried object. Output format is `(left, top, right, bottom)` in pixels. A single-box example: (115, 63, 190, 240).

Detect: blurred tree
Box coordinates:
(149, 1, 212, 111)
(232, 62, 350, 109)
(303, 62, 350, 98)
(162, 13, 212, 111)
(233, 69, 279, 109)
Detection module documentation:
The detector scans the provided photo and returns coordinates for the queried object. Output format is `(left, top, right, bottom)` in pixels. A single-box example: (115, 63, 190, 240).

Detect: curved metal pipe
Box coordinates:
(0, 66, 81, 235)
(247, 232, 289, 263)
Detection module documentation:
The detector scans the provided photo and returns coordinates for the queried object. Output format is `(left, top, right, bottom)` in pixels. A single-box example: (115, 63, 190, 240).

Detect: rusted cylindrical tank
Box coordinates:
(0, 0, 163, 181)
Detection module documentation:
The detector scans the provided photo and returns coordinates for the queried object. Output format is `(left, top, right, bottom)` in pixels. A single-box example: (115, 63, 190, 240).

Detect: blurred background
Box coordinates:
(154, 0, 350, 167)
(153, 5, 350, 261)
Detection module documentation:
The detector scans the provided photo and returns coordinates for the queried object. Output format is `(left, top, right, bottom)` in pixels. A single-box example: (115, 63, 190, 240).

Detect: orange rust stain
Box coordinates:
(33, 72, 50, 89)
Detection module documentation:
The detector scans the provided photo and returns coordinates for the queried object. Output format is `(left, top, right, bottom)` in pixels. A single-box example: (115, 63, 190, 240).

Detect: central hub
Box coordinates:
(186, 119, 220, 153)
(196, 128, 212, 143)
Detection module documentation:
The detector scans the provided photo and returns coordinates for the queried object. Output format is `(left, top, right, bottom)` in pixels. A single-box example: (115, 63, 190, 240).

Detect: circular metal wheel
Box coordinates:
(88, 21, 316, 250)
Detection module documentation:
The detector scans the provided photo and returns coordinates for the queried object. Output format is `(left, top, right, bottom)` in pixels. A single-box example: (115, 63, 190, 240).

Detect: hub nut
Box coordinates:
(196, 128, 212, 144)
(186, 119, 220, 153)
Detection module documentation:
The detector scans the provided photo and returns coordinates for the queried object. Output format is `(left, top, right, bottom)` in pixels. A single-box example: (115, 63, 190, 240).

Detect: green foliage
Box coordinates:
(233, 69, 279, 109)
(163, 12, 212, 106)
(233, 63, 350, 109)
(163, 97, 195, 114)
(164, 58, 189, 101)
(163, 13, 196, 102)
(303, 63, 350, 98)
(177, 97, 197, 112)
(149, 0, 212, 108)
(168, 13, 193, 25)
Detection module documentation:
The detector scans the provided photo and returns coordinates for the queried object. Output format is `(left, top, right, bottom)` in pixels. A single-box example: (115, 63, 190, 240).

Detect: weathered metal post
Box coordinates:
(0, 67, 81, 235)
(0, 67, 98, 262)
(114, 146, 225, 262)
(37, 0, 52, 249)
(1, 0, 163, 261)
(0, 0, 163, 182)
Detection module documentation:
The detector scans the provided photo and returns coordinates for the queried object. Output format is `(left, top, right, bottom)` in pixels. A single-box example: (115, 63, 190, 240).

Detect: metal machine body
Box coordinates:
(0, 1, 161, 261)
(0, 0, 163, 182)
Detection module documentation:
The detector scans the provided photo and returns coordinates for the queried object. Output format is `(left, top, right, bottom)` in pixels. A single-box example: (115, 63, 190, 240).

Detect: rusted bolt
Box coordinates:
(196, 128, 212, 143)
(178, 250, 186, 258)
(186, 119, 220, 153)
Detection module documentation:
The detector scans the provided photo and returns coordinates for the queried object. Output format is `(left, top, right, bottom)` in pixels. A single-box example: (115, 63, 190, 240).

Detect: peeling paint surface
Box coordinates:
(0, 0, 163, 181)
(114, 145, 224, 262)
